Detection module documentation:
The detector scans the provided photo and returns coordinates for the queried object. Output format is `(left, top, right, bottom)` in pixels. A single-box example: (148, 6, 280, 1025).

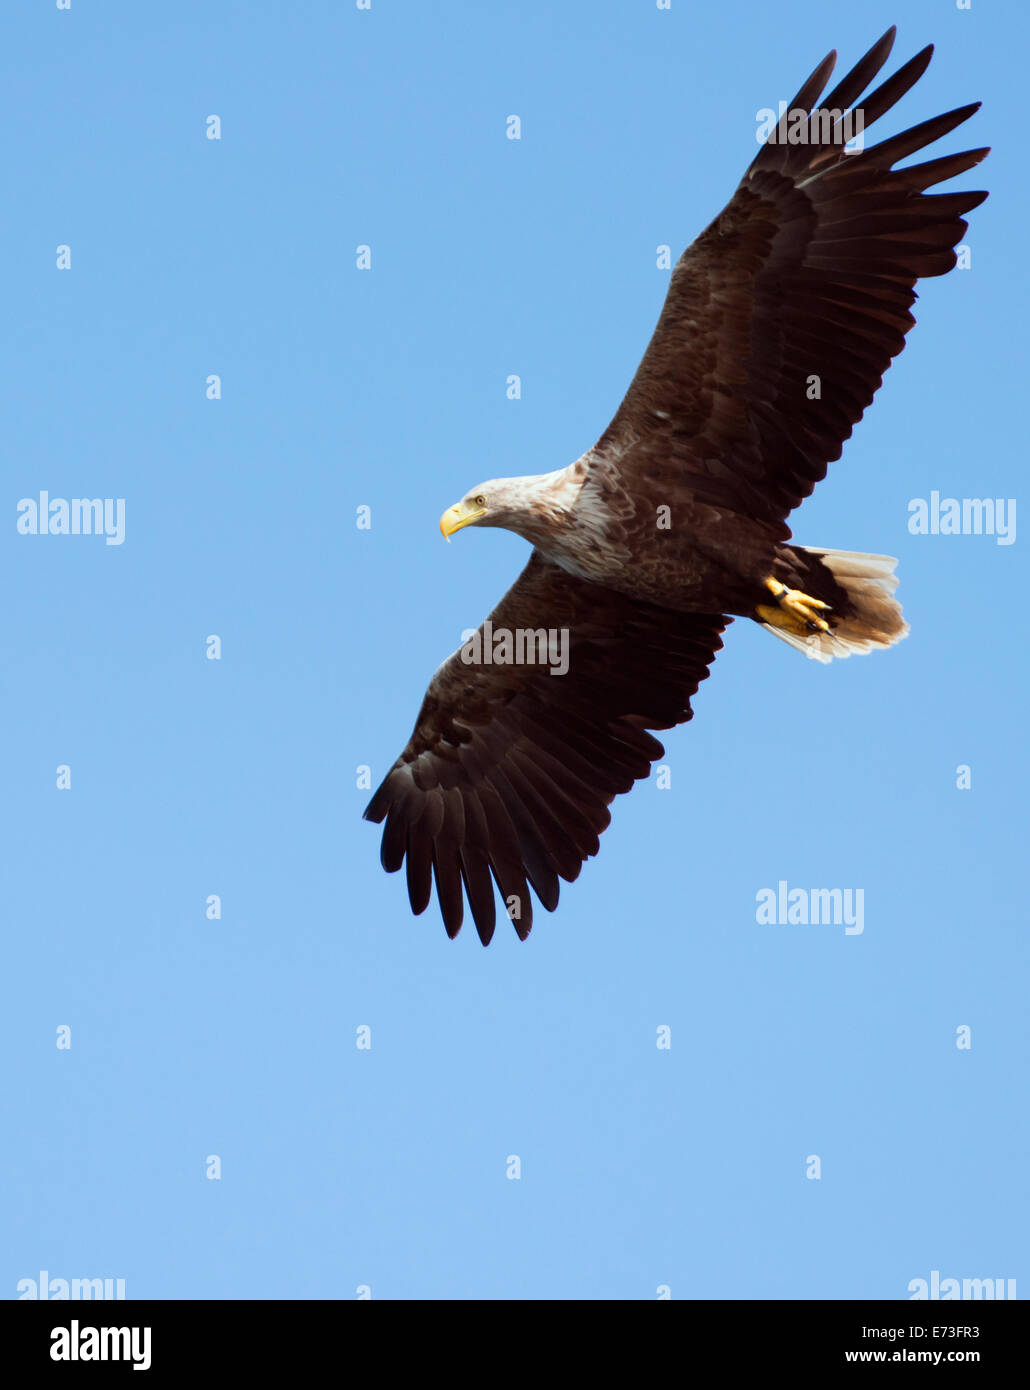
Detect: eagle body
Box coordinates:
(476, 452, 791, 616)
(365, 29, 988, 944)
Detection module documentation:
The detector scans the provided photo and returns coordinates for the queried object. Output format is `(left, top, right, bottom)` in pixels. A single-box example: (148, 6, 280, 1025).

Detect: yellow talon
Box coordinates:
(760, 577, 832, 633)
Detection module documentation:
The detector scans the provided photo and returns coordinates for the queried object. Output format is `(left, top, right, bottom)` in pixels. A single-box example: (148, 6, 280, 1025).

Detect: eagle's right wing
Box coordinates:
(364, 551, 728, 944)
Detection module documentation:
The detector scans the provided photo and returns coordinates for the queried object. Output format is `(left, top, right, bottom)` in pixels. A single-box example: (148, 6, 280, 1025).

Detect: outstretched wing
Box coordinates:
(364, 552, 728, 944)
(592, 26, 988, 530)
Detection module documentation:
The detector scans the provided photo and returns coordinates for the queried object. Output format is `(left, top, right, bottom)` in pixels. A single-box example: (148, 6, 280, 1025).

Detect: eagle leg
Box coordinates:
(757, 577, 832, 634)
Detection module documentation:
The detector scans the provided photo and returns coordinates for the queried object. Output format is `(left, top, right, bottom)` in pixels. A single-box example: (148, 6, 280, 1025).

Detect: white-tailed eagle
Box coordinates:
(365, 28, 987, 943)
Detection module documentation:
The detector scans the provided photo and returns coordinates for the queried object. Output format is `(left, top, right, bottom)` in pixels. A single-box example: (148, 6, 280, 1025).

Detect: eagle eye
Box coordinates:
(473, 494, 487, 507)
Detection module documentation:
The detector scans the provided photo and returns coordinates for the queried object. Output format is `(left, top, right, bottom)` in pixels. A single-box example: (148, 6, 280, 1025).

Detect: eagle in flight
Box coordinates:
(365, 28, 988, 944)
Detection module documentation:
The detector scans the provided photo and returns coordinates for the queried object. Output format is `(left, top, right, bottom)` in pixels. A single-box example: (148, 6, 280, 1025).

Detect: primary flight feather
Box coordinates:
(365, 27, 988, 944)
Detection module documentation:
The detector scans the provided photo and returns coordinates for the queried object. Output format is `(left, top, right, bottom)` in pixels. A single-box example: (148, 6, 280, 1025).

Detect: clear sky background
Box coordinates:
(3, 0, 1026, 1301)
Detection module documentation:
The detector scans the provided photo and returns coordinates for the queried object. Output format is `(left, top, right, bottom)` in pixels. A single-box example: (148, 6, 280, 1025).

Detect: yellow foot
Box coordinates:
(758, 577, 832, 634)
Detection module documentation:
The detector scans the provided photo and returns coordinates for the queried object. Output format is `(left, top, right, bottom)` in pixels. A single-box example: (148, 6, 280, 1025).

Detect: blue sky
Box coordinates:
(3, 0, 1026, 1300)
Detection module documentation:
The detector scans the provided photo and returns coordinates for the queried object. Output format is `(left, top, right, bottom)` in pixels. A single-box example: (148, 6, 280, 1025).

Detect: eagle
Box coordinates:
(364, 28, 988, 944)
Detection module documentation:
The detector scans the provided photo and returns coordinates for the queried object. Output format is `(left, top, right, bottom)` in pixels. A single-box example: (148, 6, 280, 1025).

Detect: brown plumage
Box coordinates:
(365, 28, 988, 943)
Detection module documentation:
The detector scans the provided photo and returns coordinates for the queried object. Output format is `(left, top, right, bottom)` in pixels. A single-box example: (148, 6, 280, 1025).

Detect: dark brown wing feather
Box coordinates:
(594, 26, 988, 529)
(365, 552, 728, 944)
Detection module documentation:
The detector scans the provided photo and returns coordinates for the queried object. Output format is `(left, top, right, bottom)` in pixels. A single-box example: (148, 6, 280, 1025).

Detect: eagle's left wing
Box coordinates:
(589, 27, 988, 531)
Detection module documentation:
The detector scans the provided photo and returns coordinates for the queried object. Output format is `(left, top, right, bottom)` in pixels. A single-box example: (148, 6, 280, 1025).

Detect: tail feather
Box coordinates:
(762, 547, 909, 663)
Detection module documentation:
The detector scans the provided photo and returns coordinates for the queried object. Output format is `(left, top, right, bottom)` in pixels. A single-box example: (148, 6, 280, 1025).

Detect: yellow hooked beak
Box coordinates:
(439, 499, 487, 540)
